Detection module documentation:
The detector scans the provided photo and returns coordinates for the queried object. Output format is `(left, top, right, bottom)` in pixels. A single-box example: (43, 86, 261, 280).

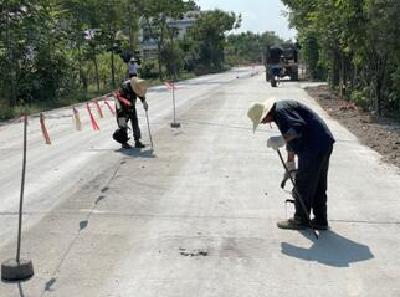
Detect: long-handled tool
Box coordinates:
(145, 110, 154, 150)
(276, 149, 319, 239)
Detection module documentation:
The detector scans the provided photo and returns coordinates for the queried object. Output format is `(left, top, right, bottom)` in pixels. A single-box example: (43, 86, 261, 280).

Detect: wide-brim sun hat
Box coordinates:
(247, 98, 275, 133)
(131, 77, 148, 97)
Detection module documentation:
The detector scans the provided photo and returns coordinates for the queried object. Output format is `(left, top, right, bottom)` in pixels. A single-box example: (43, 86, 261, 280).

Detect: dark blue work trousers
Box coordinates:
(294, 147, 333, 225)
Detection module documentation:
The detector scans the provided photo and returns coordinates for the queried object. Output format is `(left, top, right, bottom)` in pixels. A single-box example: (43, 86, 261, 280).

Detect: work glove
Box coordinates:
(143, 101, 149, 112)
(281, 161, 297, 189)
(267, 135, 285, 150)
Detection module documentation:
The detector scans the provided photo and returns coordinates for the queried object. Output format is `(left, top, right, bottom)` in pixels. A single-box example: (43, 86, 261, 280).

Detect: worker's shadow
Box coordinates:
(281, 230, 374, 267)
(115, 148, 156, 159)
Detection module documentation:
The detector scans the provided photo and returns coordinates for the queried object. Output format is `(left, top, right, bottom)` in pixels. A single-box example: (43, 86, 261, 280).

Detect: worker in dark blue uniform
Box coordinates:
(250, 99, 335, 230)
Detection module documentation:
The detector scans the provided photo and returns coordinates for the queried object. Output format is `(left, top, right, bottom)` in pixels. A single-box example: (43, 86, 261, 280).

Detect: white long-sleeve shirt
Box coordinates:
(128, 62, 138, 75)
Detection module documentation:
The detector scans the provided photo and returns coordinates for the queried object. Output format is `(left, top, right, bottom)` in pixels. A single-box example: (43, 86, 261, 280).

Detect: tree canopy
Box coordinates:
(226, 31, 284, 66)
(0, 0, 284, 119)
(283, 0, 400, 116)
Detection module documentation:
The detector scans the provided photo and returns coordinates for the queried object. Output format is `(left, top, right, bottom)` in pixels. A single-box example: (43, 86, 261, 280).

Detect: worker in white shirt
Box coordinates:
(128, 57, 139, 78)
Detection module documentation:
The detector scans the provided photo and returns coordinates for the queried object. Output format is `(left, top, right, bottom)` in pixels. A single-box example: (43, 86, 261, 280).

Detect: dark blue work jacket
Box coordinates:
(272, 100, 335, 155)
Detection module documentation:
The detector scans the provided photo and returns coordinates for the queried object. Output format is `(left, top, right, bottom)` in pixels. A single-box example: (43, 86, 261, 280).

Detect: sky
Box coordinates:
(195, 0, 297, 40)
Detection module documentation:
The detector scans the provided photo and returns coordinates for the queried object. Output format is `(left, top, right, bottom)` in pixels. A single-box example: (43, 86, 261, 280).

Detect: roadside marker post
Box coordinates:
(1, 110, 34, 282)
(93, 100, 104, 118)
(167, 80, 181, 128)
(86, 103, 100, 131)
(72, 107, 82, 131)
(40, 113, 51, 144)
(104, 100, 116, 116)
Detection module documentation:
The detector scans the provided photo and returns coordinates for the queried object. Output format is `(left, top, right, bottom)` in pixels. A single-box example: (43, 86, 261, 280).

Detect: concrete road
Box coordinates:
(0, 68, 399, 296)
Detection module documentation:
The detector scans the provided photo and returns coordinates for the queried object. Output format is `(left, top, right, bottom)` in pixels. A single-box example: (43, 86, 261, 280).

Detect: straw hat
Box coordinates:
(131, 77, 148, 97)
(247, 98, 275, 133)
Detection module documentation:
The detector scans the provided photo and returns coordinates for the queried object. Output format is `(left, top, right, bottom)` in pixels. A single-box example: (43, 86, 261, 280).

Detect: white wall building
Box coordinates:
(165, 10, 201, 40)
(139, 10, 203, 59)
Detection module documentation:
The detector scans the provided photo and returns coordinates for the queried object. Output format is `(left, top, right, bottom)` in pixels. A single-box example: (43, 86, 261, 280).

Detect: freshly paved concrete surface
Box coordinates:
(0, 67, 399, 296)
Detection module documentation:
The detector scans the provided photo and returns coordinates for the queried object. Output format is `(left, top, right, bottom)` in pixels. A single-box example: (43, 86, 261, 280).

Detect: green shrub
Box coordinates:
(139, 61, 159, 79)
(350, 90, 369, 111)
(194, 65, 209, 76)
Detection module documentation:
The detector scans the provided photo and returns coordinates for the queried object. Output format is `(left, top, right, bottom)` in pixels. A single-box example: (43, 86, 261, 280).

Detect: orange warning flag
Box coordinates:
(72, 107, 82, 131)
(40, 113, 51, 144)
(86, 103, 100, 131)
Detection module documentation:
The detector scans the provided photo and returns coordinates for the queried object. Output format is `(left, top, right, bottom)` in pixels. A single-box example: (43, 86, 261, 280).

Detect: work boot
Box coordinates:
(134, 141, 145, 149)
(277, 216, 308, 230)
(311, 218, 329, 231)
(122, 143, 132, 149)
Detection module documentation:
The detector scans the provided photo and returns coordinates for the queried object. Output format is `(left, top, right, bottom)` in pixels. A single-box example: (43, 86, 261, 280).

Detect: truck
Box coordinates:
(265, 44, 299, 87)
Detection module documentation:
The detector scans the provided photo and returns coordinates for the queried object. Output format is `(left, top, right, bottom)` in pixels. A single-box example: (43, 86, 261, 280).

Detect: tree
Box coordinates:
(139, 0, 201, 80)
(283, 0, 400, 116)
(226, 31, 284, 65)
(188, 10, 239, 72)
(0, 1, 248, 119)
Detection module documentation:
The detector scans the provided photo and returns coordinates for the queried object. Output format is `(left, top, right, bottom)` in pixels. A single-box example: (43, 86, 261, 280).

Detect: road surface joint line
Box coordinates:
(37, 159, 124, 297)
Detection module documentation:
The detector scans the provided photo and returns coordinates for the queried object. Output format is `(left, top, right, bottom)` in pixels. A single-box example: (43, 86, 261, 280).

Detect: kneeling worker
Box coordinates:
(113, 77, 149, 149)
(248, 99, 335, 230)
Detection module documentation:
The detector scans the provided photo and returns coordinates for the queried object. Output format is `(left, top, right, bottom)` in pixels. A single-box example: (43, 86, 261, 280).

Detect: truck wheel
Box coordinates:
(271, 77, 277, 87)
(291, 66, 299, 81)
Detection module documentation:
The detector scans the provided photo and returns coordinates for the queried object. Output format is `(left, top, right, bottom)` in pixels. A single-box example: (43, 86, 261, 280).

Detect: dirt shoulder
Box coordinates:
(306, 85, 400, 169)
